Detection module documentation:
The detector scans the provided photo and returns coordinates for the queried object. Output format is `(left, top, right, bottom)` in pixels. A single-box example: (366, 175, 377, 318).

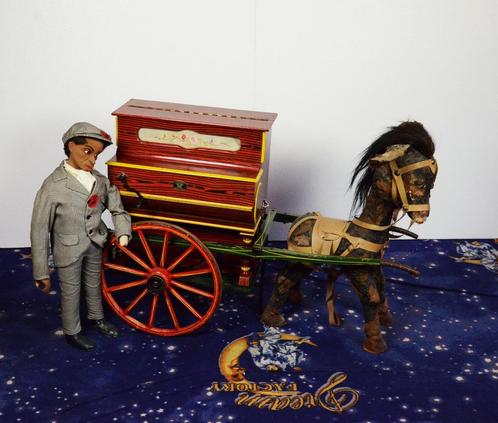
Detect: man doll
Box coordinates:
(31, 122, 132, 351)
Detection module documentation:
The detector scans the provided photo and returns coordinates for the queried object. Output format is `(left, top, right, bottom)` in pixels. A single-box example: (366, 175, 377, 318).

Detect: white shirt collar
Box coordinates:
(64, 160, 96, 193)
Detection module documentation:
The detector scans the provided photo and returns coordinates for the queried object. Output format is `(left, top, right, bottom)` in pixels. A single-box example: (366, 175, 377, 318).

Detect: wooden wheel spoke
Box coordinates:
(107, 278, 148, 292)
(169, 287, 202, 320)
(148, 295, 159, 327)
(170, 267, 212, 279)
(125, 288, 148, 314)
(163, 289, 180, 329)
(115, 242, 151, 271)
(160, 232, 170, 268)
(137, 229, 157, 267)
(166, 245, 195, 273)
(170, 280, 214, 299)
(102, 222, 222, 336)
(104, 262, 148, 277)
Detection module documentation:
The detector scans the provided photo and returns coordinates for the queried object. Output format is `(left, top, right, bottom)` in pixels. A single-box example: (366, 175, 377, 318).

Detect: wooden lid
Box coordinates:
(112, 99, 277, 131)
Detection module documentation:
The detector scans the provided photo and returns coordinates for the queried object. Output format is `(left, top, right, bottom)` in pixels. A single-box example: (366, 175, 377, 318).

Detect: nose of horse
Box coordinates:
(411, 210, 429, 224)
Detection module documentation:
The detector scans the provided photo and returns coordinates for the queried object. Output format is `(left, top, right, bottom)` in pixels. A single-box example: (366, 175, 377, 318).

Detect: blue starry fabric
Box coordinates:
(0, 239, 497, 422)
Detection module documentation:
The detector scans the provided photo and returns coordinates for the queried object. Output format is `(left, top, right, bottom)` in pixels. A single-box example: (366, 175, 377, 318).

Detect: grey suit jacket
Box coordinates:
(31, 161, 132, 280)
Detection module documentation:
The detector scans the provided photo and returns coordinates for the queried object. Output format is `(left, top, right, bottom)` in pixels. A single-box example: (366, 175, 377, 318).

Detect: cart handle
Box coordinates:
(117, 172, 146, 209)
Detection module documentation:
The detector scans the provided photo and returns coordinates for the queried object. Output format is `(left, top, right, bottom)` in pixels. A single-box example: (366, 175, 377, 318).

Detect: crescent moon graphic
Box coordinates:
(218, 331, 317, 385)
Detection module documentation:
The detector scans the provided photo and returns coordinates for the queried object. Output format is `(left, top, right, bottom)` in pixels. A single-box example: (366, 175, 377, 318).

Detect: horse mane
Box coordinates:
(349, 121, 435, 212)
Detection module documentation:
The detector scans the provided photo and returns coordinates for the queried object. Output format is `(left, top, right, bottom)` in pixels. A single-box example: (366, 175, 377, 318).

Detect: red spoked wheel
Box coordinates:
(101, 221, 222, 336)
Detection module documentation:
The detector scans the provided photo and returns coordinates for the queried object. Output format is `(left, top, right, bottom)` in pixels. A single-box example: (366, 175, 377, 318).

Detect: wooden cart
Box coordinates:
(101, 100, 387, 336)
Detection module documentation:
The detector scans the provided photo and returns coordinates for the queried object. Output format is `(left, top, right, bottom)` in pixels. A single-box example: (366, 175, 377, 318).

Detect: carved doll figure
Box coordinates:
(31, 122, 132, 351)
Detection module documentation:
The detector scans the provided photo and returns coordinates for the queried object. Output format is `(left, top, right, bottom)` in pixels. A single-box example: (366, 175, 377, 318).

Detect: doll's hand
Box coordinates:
(118, 235, 129, 247)
(35, 278, 51, 294)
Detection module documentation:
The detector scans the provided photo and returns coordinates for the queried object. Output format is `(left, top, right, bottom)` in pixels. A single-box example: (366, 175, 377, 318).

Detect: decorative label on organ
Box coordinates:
(138, 128, 241, 152)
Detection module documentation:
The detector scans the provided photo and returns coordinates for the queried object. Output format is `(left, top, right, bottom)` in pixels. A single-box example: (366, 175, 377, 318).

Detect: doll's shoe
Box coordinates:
(93, 319, 119, 338)
(65, 333, 96, 351)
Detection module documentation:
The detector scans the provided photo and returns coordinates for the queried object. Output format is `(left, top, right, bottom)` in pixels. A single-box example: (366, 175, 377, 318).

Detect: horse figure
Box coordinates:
(261, 121, 438, 354)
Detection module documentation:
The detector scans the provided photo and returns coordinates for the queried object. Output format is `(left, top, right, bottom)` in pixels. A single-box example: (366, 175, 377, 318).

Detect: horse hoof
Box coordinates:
(363, 338, 388, 354)
(261, 308, 286, 327)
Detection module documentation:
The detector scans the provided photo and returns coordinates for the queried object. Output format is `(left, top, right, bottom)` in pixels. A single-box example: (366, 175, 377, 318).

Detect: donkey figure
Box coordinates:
(261, 121, 437, 354)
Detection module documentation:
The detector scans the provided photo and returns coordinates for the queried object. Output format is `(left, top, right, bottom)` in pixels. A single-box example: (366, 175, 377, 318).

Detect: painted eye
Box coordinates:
(414, 181, 426, 189)
(84, 148, 91, 155)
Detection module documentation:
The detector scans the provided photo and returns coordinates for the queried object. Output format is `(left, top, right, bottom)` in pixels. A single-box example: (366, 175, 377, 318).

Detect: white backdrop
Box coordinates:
(1, 0, 497, 247)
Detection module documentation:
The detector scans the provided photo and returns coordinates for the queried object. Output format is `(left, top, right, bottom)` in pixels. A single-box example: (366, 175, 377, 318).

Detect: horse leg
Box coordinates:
(288, 283, 305, 306)
(375, 268, 394, 326)
(346, 268, 387, 354)
(326, 267, 342, 326)
(261, 262, 312, 327)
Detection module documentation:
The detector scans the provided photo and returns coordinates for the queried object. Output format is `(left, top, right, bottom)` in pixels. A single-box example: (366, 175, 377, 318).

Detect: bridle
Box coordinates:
(389, 158, 438, 213)
(352, 156, 438, 233)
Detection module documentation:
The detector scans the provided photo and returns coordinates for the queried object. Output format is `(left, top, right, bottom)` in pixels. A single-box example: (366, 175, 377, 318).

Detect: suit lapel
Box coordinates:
(91, 173, 105, 201)
(66, 174, 90, 197)
(53, 161, 88, 198)
(90, 173, 109, 210)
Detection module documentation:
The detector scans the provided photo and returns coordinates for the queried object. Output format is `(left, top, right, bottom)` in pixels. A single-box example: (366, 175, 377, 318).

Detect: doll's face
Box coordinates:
(67, 138, 104, 171)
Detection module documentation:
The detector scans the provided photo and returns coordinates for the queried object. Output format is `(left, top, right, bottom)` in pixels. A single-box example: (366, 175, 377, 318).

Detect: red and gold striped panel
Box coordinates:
(123, 196, 256, 226)
(108, 161, 260, 208)
(123, 199, 260, 233)
(115, 116, 265, 171)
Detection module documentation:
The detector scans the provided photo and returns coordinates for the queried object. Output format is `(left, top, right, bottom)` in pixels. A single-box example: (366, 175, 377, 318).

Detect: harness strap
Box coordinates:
(401, 204, 430, 212)
(339, 243, 356, 257)
(288, 215, 386, 257)
(340, 233, 386, 254)
(351, 218, 391, 231)
(311, 219, 349, 256)
(389, 160, 430, 212)
(315, 218, 385, 255)
(391, 177, 397, 204)
(397, 159, 437, 175)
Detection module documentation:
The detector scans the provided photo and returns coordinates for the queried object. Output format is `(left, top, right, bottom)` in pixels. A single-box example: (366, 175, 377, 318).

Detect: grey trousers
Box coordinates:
(56, 242, 104, 335)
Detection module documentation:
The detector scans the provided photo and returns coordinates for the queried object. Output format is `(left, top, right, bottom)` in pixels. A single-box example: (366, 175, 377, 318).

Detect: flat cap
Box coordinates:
(62, 122, 112, 146)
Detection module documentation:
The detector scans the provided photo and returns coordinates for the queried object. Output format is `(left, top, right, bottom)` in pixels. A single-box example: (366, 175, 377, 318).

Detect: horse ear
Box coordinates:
(370, 144, 410, 164)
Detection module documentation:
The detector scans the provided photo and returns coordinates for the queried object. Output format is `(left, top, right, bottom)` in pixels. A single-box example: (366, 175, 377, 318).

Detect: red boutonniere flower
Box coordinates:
(87, 194, 99, 208)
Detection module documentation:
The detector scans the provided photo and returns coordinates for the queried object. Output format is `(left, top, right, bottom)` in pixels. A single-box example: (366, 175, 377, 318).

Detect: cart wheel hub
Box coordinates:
(147, 275, 166, 295)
